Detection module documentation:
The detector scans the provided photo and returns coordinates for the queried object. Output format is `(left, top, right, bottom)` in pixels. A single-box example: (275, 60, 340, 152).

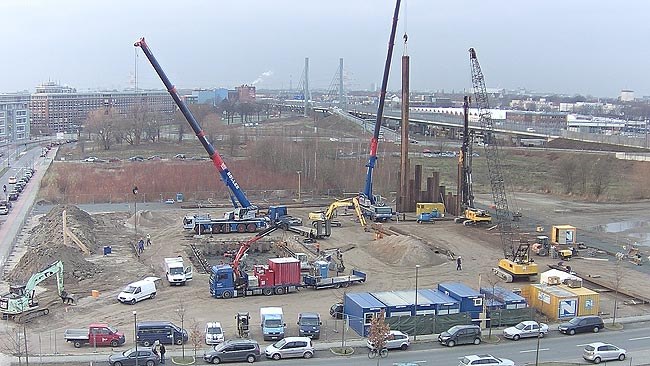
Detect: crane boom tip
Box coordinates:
(134, 37, 146, 47)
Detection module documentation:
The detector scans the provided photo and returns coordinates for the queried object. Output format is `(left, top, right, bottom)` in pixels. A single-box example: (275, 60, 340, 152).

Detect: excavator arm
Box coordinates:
(25, 261, 64, 297)
(232, 226, 279, 278)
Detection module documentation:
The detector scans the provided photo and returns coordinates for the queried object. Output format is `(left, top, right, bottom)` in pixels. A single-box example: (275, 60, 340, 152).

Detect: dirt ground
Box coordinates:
(5, 192, 650, 355)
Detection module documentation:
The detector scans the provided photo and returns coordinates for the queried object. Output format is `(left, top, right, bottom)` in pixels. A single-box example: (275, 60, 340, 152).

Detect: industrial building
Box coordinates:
(0, 93, 30, 143)
(29, 82, 174, 134)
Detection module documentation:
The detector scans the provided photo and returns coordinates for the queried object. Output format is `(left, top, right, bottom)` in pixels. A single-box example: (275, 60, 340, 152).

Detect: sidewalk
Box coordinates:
(7, 313, 650, 364)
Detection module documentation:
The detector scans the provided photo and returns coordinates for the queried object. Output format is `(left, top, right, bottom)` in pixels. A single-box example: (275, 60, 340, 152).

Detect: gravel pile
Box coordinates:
(365, 235, 447, 267)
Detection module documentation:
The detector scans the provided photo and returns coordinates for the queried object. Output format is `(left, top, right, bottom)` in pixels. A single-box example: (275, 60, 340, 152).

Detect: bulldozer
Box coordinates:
(454, 208, 493, 226)
(493, 243, 539, 283)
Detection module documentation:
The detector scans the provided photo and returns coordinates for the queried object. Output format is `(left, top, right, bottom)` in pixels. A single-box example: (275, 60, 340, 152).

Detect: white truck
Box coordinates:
(260, 307, 285, 341)
(164, 257, 193, 286)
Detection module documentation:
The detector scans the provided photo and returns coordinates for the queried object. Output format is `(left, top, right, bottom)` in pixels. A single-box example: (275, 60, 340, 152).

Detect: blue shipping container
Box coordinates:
(418, 289, 461, 315)
(392, 290, 437, 315)
(344, 293, 386, 337)
(438, 283, 484, 318)
(371, 292, 414, 317)
(480, 286, 528, 310)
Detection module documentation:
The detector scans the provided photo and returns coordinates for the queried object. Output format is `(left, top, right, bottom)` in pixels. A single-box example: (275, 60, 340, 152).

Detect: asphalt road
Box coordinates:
(22, 321, 650, 365)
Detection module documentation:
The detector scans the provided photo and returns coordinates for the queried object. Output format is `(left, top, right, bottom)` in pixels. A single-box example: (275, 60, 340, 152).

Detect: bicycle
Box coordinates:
(368, 347, 388, 359)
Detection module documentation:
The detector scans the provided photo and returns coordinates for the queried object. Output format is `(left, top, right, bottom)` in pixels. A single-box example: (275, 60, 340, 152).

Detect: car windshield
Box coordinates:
(266, 319, 282, 328)
(514, 322, 527, 330)
(272, 339, 287, 348)
(460, 357, 471, 366)
(207, 327, 222, 334)
(122, 349, 136, 357)
(568, 318, 581, 325)
(301, 318, 319, 326)
(446, 326, 461, 334)
(108, 326, 117, 334)
(123, 285, 137, 294)
(170, 268, 184, 275)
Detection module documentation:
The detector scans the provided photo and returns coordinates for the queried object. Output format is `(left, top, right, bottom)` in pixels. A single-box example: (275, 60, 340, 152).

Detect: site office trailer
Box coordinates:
(392, 290, 437, 315)
(525, 284, 578, 321)
(437, 283, 484, 319)
(343, 292, 386, 337)
(480, 286, 528, 310)
(417, 289, 461, 315)
(371, 291, 415, 317)
(557, 284, 600, 317)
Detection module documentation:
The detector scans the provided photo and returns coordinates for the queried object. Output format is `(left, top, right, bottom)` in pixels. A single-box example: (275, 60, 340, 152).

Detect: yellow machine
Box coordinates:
(309, 197, 366, 228)
(550, 225, 577, 245)
(493, 243, 539, 282)
(454, 207, 492, 226)
(416, 202, 446, 216)
(532, 225, 578, 258)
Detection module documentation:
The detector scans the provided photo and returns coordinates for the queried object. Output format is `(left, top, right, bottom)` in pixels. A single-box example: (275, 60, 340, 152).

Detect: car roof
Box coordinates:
(463, 354, 496, 361)
(389, 330, 407, 336)
(282, 337, 312, 342)
(206, 322, 222, 327)
(586, 342, 609, 347)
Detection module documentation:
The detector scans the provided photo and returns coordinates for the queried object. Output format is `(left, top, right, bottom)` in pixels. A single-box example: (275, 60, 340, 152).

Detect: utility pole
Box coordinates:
(338, 58, 345, 109)
(304, 57, 310, 117)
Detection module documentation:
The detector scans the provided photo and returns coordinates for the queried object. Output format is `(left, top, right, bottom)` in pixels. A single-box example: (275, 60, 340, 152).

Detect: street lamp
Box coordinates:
(296, 171, 302, 202)
(132, 186, 139, 243)
(133, 310, 138, 366)
(534, 326, 542, 366)
(414, 264, 420, 341)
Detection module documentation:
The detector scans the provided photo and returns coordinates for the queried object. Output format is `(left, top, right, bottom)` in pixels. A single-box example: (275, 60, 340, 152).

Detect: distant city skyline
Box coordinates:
(0, 1, 648, 98)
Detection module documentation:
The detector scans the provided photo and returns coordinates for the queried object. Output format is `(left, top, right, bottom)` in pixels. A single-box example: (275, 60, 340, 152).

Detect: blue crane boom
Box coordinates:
(362, 0, 401, 205)
(135, 37, 251, 209)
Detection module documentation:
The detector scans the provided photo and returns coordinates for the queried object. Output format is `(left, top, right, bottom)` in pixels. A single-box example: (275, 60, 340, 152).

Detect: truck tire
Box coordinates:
(342, 281, 350, 288)
(150, 292, 156, 299)
(246, 354, 256, 363)
(246, 223, 256, 232)
(211, 224, 222, 234)
(73, 341, 82, 348)
(110, 339, 119, 347)
(176, 338, 183, 345)
(130, 299, 136, 305)
(275, 287, 285, 295)
(263, 288, 273, 296)
(237, 224, 246, 233)
(143, 340, 152, 347)
(222, 290, 233, 299)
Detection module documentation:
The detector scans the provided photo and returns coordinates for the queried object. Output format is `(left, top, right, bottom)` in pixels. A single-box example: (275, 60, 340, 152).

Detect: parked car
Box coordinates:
(558, 316, 604, 335)
(203, 339, 260, 364)
(583, 342, 626, 363)
(502, 321, 549, 340)
(165, 198, 175, 204)
(459, 354, 515, 366)
(173, 154, 186, 159)
(137, 321, 187, 346)
(367, 330, 410, 351)
(264, 337, 314, 360)
(109, 348, 159, 366)
(117, 277, 159, 305)
(128, 156, 145, 162)
(329, 303, 343, 319)
(14, 184, 23, 193)
(147, 155, 162, 161)
(8, 191, 19, 201)
(83, 157, 99, 162)
(0, 205, 8, 215)
(204, 322, 224, 345)
(8, 176, 17, 184)
(439, 325, 481, 347)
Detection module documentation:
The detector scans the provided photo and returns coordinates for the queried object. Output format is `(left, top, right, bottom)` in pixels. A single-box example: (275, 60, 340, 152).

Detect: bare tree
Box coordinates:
(0, 327, 25, 366)
(226, 128, 241, 156)
(85, 107, 120, 150)
(189, 320, 203, 360)
(483, 273, 503, 337)
(557, 155, 578, 194)
(176, 300, 187, 359)
(121, 104, 151, 145)
(590, 157, 613, 199)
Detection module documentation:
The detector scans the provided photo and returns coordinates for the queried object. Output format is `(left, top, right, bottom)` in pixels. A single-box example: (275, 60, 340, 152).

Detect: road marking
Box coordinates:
(520, 348, 549, 353)
(629, 336, 650, 341)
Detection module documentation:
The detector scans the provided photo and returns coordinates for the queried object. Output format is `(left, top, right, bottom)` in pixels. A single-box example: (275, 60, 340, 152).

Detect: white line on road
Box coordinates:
(629, 336, 650, 341)
(520, 348, 550, 353)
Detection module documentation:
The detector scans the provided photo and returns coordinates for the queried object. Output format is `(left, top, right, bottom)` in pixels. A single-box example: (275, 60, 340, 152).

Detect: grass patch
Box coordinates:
(170, 355, 195, 365)
(330, 346, 355, 356)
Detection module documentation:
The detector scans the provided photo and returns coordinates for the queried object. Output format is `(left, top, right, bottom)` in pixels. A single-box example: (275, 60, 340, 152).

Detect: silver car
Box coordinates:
(503, 321, 549, 341)
(583, 342, 626, 364)
(265, 337, 314, 360)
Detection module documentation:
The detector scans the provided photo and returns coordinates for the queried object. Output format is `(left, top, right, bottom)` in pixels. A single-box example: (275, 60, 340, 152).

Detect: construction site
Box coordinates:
(2, 9, 650, 364)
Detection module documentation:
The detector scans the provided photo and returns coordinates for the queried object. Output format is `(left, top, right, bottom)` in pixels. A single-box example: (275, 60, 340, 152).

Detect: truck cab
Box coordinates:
(297, 312, 321, 339)
(260, 307, 285, 341)
(164, 257, 193, 286)
(209, 265, 237, 298)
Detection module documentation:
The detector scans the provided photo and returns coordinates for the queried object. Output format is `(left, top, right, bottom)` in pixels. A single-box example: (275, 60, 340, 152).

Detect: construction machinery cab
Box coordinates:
(493, 243, 539, 283)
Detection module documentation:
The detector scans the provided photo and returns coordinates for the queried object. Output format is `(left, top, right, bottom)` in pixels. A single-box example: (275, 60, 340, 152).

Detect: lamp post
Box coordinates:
(414, 264, 420, 341)
(534, 327, 542, 366)
(132, 186, 138, 243)
(296, 171, 302, 202)
(133, 310, 138, 366)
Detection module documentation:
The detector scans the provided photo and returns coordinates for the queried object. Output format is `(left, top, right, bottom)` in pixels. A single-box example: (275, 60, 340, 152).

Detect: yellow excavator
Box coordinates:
(492, 243, 538, 282)
(309, 197, 366, 229)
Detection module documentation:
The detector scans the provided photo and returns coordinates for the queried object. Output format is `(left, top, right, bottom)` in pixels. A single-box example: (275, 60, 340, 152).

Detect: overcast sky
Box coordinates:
(1, 0, 647, 97)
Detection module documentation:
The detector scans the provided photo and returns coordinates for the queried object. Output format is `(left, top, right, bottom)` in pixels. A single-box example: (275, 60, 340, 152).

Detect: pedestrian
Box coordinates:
(159, 343, 166, 364)
(138, 239, 145, 254)
(456, 256, 462, 271)
(146, 234, 151, 246)
(316, 243, 320, 255)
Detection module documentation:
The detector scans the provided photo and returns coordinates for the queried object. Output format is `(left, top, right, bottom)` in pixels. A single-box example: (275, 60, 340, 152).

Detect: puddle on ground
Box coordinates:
(595, 220, 650, 246)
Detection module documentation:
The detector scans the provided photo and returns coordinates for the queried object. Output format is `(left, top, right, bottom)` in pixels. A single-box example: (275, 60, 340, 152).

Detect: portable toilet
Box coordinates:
(344, 292, 386, 337)
(419, 289, 461, 315)
(393, 290, 436, 315)
(175, 192, 184, 203)
(480, 286, 528, 309)
(313, 260, 329, 278)
(438, 283, 484, 319)
(371, 291, 414, 317)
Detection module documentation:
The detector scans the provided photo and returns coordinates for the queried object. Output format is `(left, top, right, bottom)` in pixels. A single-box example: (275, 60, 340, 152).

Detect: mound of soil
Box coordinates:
(364, 235, 446, 267)
(8, 205, 100, 284)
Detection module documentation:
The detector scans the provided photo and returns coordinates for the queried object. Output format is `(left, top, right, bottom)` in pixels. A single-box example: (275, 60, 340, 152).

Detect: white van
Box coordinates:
(118, 277, 160, 305)
(205, 322, 225, 345)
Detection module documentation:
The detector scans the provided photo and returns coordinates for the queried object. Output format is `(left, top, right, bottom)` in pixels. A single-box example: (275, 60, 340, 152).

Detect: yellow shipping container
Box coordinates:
(551, 225, 577, 245)
(558, 285, 600, 316)
(525, 284, 578, 321)
(416, 202, 446, 216)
